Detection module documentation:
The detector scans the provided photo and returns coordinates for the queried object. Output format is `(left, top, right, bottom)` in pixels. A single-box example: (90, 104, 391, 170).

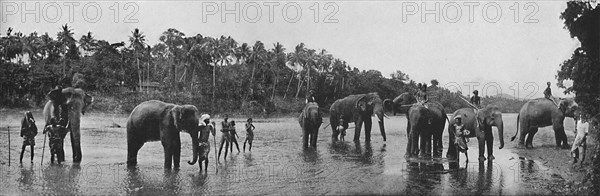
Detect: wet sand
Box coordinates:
(0, 110, 590, 195)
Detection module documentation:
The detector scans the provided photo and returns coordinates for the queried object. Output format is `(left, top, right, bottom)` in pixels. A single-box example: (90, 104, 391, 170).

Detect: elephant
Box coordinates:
(126, 100, 201, 168)
(447, 105, 505, 162)
(406, 101, 447, 158)
(385, 92, 417, 115)
(329, 93, 386, 142)
(510, 97, 578, 149)
(43, 87, 93, 163)
(299, 102, 323, 148)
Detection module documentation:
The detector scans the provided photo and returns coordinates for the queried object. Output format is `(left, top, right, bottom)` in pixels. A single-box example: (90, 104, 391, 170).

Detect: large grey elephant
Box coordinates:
(385, 92, 417, 115)
(330, 93, 386, 142)
(447, 105, 504, 162)
(126, 100, 200, 168)
(406, 102, 447, 158)
(511, 97, 578, 149)
(299, 102, 323, 148)
(43, 87, 93, 163)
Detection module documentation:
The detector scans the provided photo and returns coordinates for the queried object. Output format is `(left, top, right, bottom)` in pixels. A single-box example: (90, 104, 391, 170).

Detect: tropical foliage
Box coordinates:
(1, 25, 518, 114)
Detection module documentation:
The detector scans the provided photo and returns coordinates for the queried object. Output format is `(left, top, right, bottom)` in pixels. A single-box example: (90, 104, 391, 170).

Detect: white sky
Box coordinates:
(1, 0, 581, 99)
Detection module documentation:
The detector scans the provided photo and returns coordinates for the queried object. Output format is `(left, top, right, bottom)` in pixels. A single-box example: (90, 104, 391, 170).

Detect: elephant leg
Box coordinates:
(485, 129, 494, 160)
(518, 121, 529, 147)
(433, 128, 443, 157)
(303, 128, 309, 148)
(127, 136, 144, 166)
(364, 118, 372, 142)
(162, 142, 173, 169)
(173, 137, 181, 168)
(70, 130, 82, 162)
(446, 125, 457, 159)
(419, 133, 426, 157)
(311, 129, 319, 148)
(477, 131, 486, 162)
(525, 127, 538, 149)
(331, 117, 339, 141)
(354, 118, 364, 141)
(552, 123, 569, 149)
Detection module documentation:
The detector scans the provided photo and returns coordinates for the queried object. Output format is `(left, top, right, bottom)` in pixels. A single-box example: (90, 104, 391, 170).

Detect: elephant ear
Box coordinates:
(48, 89, 65, 103)
(356, 96, 368, 112)
(171, 106, 184, 131)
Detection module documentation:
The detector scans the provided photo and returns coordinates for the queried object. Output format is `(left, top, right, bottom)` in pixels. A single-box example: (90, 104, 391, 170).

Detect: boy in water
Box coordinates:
(44, 117, 68, 164)
(20, 111, 38, 164)
(218, 116, 231, 161)
(243, 118, 256, 152)
(197, 114, 215, 173)
(336, 118, 347, 141)
(229, 120, 240, 153)
(453, 115, 470, 161)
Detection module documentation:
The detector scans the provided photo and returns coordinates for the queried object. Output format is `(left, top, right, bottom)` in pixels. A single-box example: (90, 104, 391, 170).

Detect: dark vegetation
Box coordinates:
(0, 26, 526, 116)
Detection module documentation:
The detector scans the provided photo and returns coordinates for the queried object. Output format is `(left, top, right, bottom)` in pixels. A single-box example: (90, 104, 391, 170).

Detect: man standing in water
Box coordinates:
(197, 114, 215, 172)
(218, 115, 231, 160)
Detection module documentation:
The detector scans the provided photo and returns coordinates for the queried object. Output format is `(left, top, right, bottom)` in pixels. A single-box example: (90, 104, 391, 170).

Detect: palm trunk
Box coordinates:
(284, 72, 294, 99)
(295, 73, 305, 98)
(271, 74, 277, 101)
(212, 61, 217, 113)
(306, 65, 310, 93)
(137, 57, 141, 92)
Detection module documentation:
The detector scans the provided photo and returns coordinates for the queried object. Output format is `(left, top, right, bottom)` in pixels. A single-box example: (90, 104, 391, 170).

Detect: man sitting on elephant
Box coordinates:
(197, 114, 215, 172)
(416, 83, 428, 104)
(471, 90, 481, 109)
(544, 82, 559, 107)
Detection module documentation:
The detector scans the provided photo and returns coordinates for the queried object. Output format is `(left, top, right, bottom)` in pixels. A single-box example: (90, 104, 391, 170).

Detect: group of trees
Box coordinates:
(558, 2, 600, 194)
(1, 25, 522, 114)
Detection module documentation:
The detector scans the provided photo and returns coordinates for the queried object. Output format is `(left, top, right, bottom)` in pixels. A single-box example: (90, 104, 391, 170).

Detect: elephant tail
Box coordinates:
(511, 114, 520, 142)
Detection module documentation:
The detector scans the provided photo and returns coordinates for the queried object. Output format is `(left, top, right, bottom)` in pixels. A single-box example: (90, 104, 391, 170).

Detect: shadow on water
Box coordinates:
(328, 141, 376, 164)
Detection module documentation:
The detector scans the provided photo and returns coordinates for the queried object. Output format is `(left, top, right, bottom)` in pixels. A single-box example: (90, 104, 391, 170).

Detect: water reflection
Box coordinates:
(17, 165, 35, 192)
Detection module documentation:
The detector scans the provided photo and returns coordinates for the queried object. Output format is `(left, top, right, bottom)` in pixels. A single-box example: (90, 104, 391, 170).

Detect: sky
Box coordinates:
(1, 0, 582, 99)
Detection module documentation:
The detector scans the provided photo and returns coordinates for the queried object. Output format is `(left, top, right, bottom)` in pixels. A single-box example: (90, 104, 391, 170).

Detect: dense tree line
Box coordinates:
(558, 2, 600, 194)
(1, 25, 522, 115)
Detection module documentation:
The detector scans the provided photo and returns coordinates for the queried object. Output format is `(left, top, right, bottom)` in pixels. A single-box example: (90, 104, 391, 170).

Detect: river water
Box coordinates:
(0, 112, 572, 195)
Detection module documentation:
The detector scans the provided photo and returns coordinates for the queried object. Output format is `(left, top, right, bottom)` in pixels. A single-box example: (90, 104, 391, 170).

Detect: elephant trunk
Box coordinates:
(375, 109, 386, 141)
(188, 131, 199, 165)
(497, 117, 504, 149)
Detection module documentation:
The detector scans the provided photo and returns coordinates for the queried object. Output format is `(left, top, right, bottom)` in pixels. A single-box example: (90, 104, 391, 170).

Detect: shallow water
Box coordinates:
(0, 112, 575, 195)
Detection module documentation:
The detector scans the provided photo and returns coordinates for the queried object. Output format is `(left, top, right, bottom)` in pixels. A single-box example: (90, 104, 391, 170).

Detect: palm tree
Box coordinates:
(270, 42, 286, 100)
(287, 43, 307, 99)
(158, 28, 185, 90)
(56, 24, 78, 76)
(129, 28, 147, 92)
(79, 32, 98, 57)
(246, 41, 266, 101)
